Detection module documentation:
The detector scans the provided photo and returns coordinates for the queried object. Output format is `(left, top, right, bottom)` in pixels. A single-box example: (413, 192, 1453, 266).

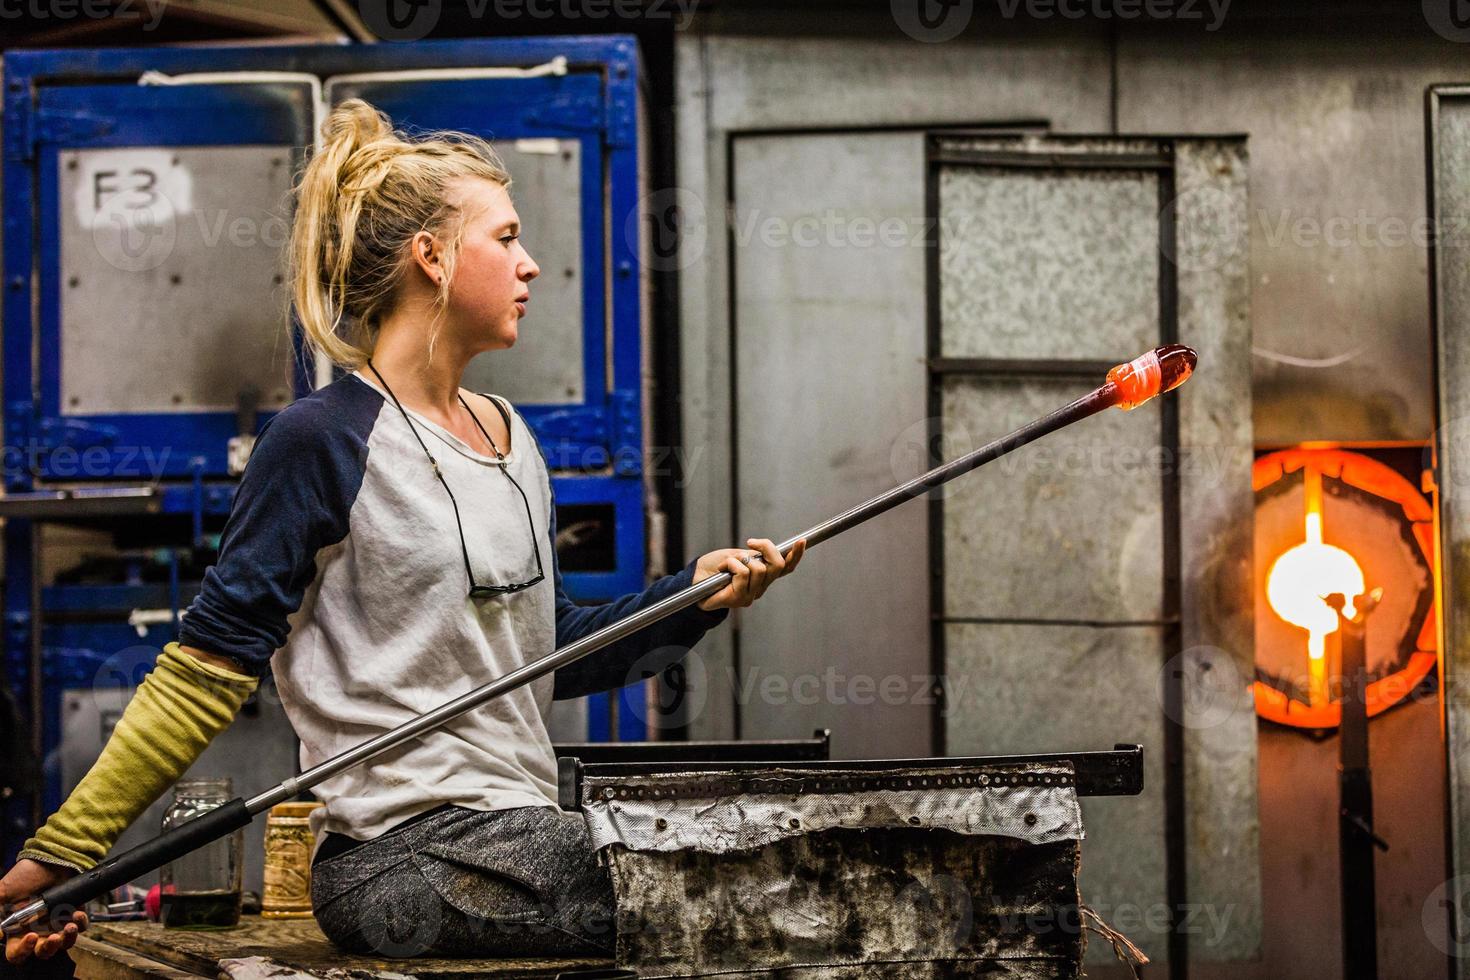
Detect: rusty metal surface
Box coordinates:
(583, 763, 1082, 854)
(608, 829, 1083, 979)
(596, 760, 1088, 977)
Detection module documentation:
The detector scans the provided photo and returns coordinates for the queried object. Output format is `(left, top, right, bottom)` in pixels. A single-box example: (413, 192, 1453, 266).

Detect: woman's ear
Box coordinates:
(409, 229, 442, 285)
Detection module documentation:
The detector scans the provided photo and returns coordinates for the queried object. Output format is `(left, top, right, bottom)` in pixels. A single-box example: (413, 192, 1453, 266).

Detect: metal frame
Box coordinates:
(1426, 83, 1470, 980)
(562, 743, 1145, 810)
(923, 133, 1187, 973)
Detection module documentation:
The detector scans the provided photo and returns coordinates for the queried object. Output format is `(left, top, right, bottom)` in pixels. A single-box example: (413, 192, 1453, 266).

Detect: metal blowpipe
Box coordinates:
(2, 344, 1196, 938)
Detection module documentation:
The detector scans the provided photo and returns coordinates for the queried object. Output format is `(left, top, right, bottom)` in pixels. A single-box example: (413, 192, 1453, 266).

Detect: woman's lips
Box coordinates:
(515, 301, 527, 316)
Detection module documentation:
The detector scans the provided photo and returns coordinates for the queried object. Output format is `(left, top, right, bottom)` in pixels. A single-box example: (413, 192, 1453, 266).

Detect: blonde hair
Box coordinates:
(288, 98, 512, 370)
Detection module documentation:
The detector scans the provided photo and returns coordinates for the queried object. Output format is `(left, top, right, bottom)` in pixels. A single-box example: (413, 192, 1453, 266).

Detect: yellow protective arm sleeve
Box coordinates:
(18, 642, 259, 873)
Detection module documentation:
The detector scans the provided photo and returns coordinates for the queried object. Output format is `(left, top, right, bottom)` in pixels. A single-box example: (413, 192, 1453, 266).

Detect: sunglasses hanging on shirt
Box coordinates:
(367, 359, 547, 599)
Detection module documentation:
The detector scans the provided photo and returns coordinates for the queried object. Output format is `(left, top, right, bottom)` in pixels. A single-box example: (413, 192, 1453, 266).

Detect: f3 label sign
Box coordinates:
(69, 149, 192, 273)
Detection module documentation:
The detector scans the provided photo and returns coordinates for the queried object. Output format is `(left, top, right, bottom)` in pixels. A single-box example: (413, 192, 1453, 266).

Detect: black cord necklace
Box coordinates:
(366, 358, 504, 464)
(364, 358, 546, 598)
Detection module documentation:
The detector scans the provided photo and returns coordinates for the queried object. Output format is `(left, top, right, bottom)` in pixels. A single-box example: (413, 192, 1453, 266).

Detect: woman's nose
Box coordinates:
(521, 252, 540, 282)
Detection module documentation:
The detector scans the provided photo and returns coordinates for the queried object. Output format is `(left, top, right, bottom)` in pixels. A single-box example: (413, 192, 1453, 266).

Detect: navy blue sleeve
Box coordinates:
(515, 421, 729, 701)
(179, 388, 373, 678)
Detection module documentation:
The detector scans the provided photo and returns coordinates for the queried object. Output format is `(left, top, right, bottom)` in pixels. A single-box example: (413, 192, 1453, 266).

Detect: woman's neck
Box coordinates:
(367, 313, 472, 420)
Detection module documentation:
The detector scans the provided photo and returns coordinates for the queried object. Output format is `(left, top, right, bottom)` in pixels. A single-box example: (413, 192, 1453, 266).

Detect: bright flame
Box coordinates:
(1265, 468, 1365, 704)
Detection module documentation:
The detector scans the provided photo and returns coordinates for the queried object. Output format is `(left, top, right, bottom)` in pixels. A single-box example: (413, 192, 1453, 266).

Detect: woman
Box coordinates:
(1, 99, 804, 965)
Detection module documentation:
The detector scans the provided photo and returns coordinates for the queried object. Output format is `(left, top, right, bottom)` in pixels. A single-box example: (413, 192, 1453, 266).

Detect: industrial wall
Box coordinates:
(676, 6, 1457, 976)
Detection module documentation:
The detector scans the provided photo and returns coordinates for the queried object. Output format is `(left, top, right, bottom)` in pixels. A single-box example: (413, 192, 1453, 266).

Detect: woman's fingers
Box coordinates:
(5, 912, 84, 963)
(8, 932, 39, 963)
(726, 554, 752, 606)
(745, 538, 783, 595)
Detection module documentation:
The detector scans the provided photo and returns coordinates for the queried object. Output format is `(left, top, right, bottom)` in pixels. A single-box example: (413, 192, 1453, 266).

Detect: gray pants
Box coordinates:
(310, 805, 616, 959)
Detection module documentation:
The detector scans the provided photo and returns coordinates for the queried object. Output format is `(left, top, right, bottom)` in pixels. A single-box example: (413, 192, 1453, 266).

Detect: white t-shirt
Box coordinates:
(180, 369, 727, 852)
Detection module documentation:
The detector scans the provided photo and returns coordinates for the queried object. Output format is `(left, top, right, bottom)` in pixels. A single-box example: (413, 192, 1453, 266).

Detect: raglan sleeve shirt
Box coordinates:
(181, 382, 728, 698)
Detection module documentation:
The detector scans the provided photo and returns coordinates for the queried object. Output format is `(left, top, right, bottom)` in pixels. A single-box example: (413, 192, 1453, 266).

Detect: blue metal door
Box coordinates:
(20, 81, 315, 482)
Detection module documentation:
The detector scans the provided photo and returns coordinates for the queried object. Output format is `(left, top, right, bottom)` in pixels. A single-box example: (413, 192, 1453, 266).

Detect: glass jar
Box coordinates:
(261, 801, 323, 919)
(159, 778, 243, 929)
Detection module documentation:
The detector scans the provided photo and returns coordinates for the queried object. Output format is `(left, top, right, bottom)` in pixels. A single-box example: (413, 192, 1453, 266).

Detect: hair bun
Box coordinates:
(322, 99, 394, 158)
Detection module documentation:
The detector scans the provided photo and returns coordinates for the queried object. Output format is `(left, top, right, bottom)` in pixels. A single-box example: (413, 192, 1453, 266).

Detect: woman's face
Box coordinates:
(443, 177, 540, 353)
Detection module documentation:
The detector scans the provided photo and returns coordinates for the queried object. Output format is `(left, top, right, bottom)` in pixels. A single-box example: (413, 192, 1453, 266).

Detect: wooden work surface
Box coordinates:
(72, 916, 611, 979)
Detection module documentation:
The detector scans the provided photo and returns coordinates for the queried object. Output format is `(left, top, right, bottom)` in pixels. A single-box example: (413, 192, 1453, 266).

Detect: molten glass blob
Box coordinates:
(1267, 522, 1364, 651)
(1106, 344, 1198, 410)
(1264, 465, 1366, 707)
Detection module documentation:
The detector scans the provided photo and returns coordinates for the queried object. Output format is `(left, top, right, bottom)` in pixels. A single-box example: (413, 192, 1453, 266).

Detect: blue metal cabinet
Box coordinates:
(2, 37, 656, 865)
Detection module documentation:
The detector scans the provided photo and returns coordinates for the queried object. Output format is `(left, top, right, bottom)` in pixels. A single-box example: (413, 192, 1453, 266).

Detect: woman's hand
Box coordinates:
(693, 537, 807, 611)
(1, 859, 87, 964)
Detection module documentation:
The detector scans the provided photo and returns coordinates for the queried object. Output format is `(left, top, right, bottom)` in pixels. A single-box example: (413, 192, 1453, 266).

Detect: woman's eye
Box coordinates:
(500, 235, 519, 245)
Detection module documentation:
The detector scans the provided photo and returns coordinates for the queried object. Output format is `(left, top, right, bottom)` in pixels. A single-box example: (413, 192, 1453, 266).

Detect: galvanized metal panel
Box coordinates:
(462, 138, 584, 406)
(939, 166, 1160, 361)
(609, 830, 1084, 978)
(943, 622, 1169, 965)
(62, 677, 297, 898)
(730, 132, 931, 759)
(941, 376, 1165, 623)
(1171, 138, 1262, 963)
(59, 146, 297, 415)
(1430, 86, 1470, 980)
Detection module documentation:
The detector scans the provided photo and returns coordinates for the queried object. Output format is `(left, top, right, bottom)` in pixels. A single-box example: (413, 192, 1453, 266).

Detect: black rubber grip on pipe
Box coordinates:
(30, 799, 252, 929)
